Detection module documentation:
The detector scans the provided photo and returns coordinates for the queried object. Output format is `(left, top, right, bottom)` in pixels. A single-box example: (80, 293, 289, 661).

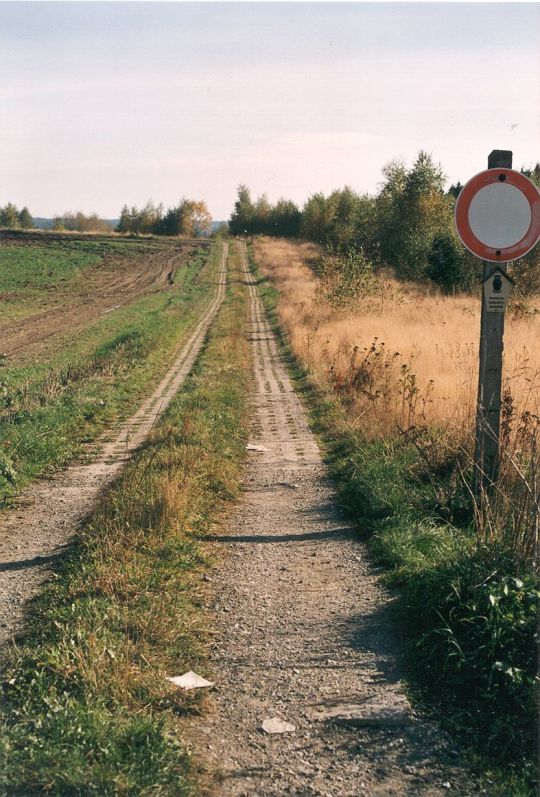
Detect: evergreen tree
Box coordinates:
(229, 185, 254, 235)
(427, 234, 477, 292)
(447, 182, 463, 199)
(18, 207, 33, 229)
(117, 205, 131, 233)
(158, 205, 181, 236)
(270, 199, 301, 237)
(520, 163, 540, 188)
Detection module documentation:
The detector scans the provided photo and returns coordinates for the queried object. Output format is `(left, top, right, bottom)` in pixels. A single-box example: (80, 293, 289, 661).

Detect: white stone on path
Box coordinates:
(167, 671, 215, 690)
(261, 717, 296, 734)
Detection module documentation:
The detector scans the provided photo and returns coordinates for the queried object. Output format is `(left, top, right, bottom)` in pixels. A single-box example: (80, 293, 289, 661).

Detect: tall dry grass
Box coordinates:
(254, 237, 540, 437)
(254, 237, 540, 563)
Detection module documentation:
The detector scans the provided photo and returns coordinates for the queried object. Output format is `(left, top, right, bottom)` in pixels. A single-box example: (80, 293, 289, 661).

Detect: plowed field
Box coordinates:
(0, 231, 208, 363)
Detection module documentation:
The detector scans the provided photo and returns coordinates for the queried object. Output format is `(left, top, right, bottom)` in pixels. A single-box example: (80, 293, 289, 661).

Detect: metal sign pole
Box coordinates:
(473, 149, 512, 498)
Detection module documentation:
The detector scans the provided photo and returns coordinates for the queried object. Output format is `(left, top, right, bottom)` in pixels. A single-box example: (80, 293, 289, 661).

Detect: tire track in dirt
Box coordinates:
(1, 239, 206, 361)
(188, 241, 479, 797)
(0, 243, 228, 650)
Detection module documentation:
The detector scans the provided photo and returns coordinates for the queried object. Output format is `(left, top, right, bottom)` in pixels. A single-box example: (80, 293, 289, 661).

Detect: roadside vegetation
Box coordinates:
(0, 244, 251, 794)
(0, 237, 211, 503)
(251, 236, 539, 795)
(231, 153, 540, 296)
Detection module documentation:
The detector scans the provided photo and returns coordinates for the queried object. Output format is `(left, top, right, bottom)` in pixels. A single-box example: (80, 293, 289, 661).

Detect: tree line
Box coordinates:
(229, 189, 301, 237)
(52, 212, 113, 233)
(229, 154, 540, 293)
(0, 203, 33, 229)
(0, 204, 115, 234)
(116, 199, 212, 237)
(1, 198, 213, 238)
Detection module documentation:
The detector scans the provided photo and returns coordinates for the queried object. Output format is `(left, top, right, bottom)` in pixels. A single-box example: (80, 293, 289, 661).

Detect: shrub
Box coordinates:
(318, 248, 377, 307)
(427, 234, 478, 292)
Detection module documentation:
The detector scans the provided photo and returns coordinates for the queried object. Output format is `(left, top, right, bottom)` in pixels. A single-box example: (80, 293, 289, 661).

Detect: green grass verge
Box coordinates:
(0, 245, 210, 502)
(0, 245, 251, 795)
(246, 242, 539, 797)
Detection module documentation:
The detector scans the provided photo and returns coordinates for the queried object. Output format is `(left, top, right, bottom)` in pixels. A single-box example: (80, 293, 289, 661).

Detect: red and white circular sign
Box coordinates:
(455, 168, 540, 262)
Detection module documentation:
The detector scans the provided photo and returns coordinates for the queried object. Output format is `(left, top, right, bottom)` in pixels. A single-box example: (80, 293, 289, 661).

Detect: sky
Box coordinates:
(1, 1, 539, 220)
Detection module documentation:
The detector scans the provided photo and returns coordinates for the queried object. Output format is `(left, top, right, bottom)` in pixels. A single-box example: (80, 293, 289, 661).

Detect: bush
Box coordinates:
(318, 248, 377, 307)
(427, 234, 478, 292)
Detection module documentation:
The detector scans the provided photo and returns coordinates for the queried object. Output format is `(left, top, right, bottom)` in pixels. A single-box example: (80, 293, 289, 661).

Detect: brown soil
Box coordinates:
(0, 232, 208, 363)
(186, 243, 483, 797)
(0, 243, 227, 651)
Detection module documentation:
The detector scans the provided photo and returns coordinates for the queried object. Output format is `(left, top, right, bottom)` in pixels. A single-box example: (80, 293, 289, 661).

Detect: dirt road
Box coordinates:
(188, 242, 480, 797)
(0, 243, 227, 650)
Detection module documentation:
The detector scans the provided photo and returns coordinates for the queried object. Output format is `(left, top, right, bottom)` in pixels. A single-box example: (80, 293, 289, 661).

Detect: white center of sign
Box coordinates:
(468, 183, 532, 249)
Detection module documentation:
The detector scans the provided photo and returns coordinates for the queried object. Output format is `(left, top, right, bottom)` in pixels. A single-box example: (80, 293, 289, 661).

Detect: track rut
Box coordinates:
(0, 238, 206, 362)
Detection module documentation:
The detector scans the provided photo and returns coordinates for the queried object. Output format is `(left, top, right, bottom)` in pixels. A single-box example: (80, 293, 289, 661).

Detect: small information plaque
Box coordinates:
(483, 268, 514, 314)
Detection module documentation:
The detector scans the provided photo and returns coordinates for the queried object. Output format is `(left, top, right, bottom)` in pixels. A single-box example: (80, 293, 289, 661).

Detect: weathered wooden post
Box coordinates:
(454, 151, 540, 501)
(475, 150, 512, 495)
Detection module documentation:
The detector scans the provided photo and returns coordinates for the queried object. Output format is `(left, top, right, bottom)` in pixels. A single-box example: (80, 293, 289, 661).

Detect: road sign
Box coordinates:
(455, 168, 540, 262)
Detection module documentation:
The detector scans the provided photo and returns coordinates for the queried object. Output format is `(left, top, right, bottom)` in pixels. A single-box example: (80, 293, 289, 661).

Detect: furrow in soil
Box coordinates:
(0, 243, 228, 650)
(189, 241, 478, 797)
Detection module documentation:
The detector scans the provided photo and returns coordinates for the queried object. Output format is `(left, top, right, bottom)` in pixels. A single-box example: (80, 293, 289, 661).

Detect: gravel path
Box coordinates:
(0, 243, 228, 651)
(188, 242, 481, 797)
